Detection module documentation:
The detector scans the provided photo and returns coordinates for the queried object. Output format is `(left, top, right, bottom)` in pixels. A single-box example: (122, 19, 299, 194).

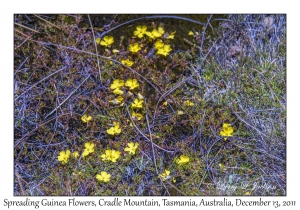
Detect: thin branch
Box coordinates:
(146, 114, 158, 174)
(14, 22, 40, 33)
(33, 14, 61, 30)
(87, 14, 102, 85)
(44, 75, 90, 119)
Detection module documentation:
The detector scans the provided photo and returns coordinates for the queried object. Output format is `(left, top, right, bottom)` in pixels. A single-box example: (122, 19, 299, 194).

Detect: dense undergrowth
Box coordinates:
(14, 14, 286, 196)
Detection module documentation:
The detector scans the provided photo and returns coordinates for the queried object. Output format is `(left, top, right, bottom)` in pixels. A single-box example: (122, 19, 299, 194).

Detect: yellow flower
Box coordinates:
(110, 150, 121, 162)
(188, 31, 194, 36)
(107, 122, 121, 135)
(134, 26, 147, 38)
(81, 114, 92, 123)
(124, 142, 139, 155)
(95, 38, 101, 44)
(220, 123, 234, 140)
(176, 155, 190, 165)
(183, 100, 194, 106)
(72, 151, 79, 158)
(57, 150, 71, 164)
(157, 44, 172, 56)
(163, 101, 168, 106)
(121, 59, 134, 67)
(99, 36, 114, 47)
(245, 191, 251, 195)
(110, 79, 124, 90)
(101, 150, 121, 162)
(167, 31, 176, 39)
(82, 149, 90, 158)
(177, 110, 184, 115)
(113, 88, 124, 95)
(152, 27, 165, 38)
(109, 96, 124, 105)
(129, 43, 141, 53)
(84, 142, 95, 154)
(145, 31, 155, 39)
(132, 112, 143, 120)
(131, 98, 143, 109)
(158, 169, 170, 181)
(96, 171, 111, 183)
(154, 40, 164, 50)
(125, 78, 140, 90)
(172, 177, 176, 183)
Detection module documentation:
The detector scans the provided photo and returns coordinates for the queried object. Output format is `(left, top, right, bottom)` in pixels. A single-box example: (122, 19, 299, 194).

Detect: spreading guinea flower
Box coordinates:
(131, 98, 143, 109)
(134, 26, 147, 38)
(101, 149, 121, 162)
(151, 27, 165, 38)
(96, 171, 111, 183)
(158, 169, 170, 181)
(107, 122, 122, 135)
(82, 142, 95, 158)
(109, 96, 124, 105)
(125, 78, 140, 90)
(72, 151, 79, 158)
(110, 79, 124, 90)
(132, 112, 143, 120)
(84, 142, 95, 153)
(129, 43, 141, 53)
(157, 44, 172, 56)
(176, 155, 190, 165)
(154, 40, 164, 50)
(220, 123, 234, 140)
(124, 142, 139, 155)
(183, 100, 194, 106)
(81, 114, 92, 123)
(99, 36, 114, 47)
(57, 150, 71, 164)
(121, 59, 134, 67)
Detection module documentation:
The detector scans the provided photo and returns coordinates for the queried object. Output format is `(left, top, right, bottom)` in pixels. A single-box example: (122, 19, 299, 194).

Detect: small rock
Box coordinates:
(228, 45, 241, 56)
(263, 16, 274, 28)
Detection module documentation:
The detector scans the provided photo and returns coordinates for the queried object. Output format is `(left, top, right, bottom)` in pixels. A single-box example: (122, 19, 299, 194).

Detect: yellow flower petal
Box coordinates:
(158, 27, 165, 35)
(177, 110, 184, 115)
(167, 31, 176, 39)
(125, 142, 139, 155)
(96, 171, 111, 182)
(183, 100, 194, 106)
(112, 49, 120, 54)
(176, 155, 190, 165)
(121, 59, 134, 67)
(131, 98, 143, 109)
(113, 88, 124, 95)
(129, 43, 141, 53)
(72, 151, 79, 158)
(154, 40, 164, 49)
(137, 93, 144, 99)
(99, 36, 114, 47)
(132, 112, 143, 120)
(81, 114, 92, 123)
(125, 78, 140, 90)
(110, 79, 124, 90)
(188, 31, 194, 36)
